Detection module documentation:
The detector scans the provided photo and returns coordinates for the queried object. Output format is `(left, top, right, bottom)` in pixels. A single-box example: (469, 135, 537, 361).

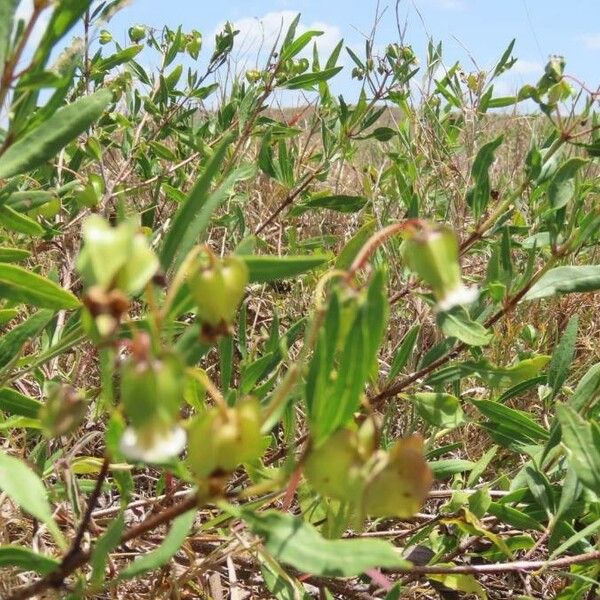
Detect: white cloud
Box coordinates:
(512, 59, 543, 76)
(580, 33, 600, 50)
(214, 11, 341, 65)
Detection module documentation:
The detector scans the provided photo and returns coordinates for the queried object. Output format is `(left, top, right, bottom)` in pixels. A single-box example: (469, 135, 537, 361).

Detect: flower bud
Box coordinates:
(187, 397, 263, 479)
(99, 30, 112, 45)
(40, 384, 87, 437)
(401, 225, 478, 311)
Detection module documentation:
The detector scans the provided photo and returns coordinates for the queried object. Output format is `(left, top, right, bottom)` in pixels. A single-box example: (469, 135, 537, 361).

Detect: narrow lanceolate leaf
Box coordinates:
(118, 509, 196, 579)
(568, 362, 600, 412)
(292, 194, 368, 215)
(242, 510, 407, 576)
(90, 514, 125, 588)
(0, 205, 44, 236)
(282, 67, 343, 90)
(557, 404, 600, 495)
(547, 315, 578, 398)
(0, 88, 112, 179)
(387, 324, 420, 381)
(240, 254, 328, 283)
(0, 546, 59, 575)
(0, 247, 31, 262)
(523, 266, 600, 301)
(467, 135, 503, 218)
(0, 388, 42, 418)
(0, 264, 79, 309)
(0, 309, 54, 370)
(0, 452, 66, 549)
(160, 133, 236, 270)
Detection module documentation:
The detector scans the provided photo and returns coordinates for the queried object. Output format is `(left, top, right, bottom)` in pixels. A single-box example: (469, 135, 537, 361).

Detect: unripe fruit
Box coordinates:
(304, 429, 365, 501)
(40, 384, 87, 437)
(220, 257, 249, 322)
(120, 351, 184, 431)
(245, 69, 262, 84)
(363, 435, 433, 518)
(187, 398, 263, 479)
(128, 25, 146, 43)
(188, 255, 248, 328)
(401, 224, 477, 310)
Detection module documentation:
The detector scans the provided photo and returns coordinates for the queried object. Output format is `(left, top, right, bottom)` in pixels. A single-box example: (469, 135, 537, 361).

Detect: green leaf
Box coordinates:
(280, 30, 323, 62)
(0, 205, 44, 236)
(0, 246, 31, 262)
(282, 67, 343, 90)
(0, 452, 66, 548)
(569, 362, 600, 412)
(95, 44, 143, 72)
(472, 399, 549, 445)
(0, 545, 59, 575)
(550, 518, 600, 559)
(240, 255, 328, 283)
(0, 89, 112, 179)
(557, 404, 600, 495)
(411, 392, 465, 428)
(547, 315, 578, 399)
(119, 509, 196, 579)
(548, 158, 588, 210)
(5, 190, 55, 212)
(467, 445, 498, 487)
(523, 266, 600, 301)
(467, 135, 503, 218)
(242, 510, 407, 576)
(387, 325, 420, 382)
(0, 309, 54, 370)
(369, 127, 397, 142)
(0, 264, 79, 309)
(90, 514, 125, 588)
(335, 220, 375, 270)
(428, 572, 487, 599)
(0, 309, 18, 325)
(293, 194, 367, 215)
(437, 307, 492, 346)
(487, 502, 544, 531)
(428, 459, 474, 478)
(160, 134, 239, 270)
(0, 388, 41, 418)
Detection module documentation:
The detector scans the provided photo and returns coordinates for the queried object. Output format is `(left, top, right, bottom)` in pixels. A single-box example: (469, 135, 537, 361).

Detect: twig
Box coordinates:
(390, 549, 600, 575)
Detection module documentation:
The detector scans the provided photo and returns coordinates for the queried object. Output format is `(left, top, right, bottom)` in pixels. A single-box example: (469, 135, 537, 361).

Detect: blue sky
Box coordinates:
(17, 0, 600, 104)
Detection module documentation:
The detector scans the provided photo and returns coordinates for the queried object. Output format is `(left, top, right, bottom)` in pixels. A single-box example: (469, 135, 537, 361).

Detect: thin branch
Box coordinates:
(390, 549, 600, 575)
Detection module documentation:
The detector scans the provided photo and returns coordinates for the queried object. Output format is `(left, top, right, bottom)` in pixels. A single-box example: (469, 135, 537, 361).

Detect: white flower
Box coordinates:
(120, 424, 186, 463)
(436, 284, 479, 312)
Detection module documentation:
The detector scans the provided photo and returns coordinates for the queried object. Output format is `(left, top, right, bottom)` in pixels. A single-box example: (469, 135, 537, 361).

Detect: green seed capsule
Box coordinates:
(187, 398, 263, 479)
